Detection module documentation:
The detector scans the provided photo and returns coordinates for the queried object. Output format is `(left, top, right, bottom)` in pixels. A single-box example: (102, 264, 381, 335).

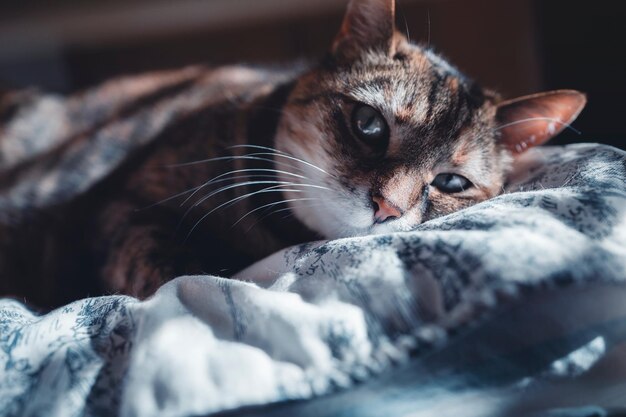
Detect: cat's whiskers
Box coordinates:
(179, 181, 301, 227)
(171, 144, 337, 228)
(141, 173, 290, 211)
(227, 144, 289, 155)
(137, 184, 205, 211)
(244, 201, 328, 233)
(231, 197, 319, 228)
(181, 179, 335, 238)
(185, 185, 310, 240)
(191, 180, 332, 209)
(163, 144, 335, 220)
(180, 167, 308, 207)
(228, 144, 338, 179)
(169, 153, 315, 224)
(269, 201, 328, 221)
(166, 151, 334, 193)
(243, 151, 331, 176)
(177, 146, 335, 223)
(166, 154, 306, 174)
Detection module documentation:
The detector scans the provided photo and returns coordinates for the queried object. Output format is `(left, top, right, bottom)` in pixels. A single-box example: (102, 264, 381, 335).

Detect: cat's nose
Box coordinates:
(372, 195, 403, 224)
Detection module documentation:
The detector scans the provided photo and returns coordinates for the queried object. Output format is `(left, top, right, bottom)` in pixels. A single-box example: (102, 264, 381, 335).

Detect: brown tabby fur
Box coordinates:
(0, 0, 585, 308)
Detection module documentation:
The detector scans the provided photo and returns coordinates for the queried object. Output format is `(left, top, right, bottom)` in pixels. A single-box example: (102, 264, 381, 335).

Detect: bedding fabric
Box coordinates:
(1, 142, 626, 417)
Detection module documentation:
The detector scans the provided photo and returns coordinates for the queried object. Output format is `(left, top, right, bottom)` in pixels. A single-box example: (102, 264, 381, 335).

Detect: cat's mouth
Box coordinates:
(340, 214, 411, 237)
(367, 220, 410, 236)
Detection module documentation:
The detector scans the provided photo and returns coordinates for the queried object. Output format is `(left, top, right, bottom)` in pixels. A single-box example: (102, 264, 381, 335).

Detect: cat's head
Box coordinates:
(274, 0, 586, 239)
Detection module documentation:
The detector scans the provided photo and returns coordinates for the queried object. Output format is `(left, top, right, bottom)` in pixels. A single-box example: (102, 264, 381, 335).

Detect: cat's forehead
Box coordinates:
(335, 46, 476, 126)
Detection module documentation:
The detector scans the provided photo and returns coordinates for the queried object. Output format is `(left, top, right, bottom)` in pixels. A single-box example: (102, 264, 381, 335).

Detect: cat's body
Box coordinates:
(0, 65, 316, 306)
(0, 0, 586, 308)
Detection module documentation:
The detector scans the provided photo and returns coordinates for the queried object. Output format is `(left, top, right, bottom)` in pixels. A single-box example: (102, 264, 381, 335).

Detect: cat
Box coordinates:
(0, 0, 585, 307)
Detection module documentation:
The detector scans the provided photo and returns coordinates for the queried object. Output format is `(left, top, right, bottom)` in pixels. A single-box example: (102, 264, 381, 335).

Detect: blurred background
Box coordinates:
(0, 0, 624, 150)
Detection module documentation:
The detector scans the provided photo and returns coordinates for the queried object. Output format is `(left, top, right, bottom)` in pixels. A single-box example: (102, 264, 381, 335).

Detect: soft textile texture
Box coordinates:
(1, 143, 625, 417)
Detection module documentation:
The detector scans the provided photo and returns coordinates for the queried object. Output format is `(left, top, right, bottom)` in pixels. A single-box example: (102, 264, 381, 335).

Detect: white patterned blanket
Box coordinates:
(1, 144, 626, 417)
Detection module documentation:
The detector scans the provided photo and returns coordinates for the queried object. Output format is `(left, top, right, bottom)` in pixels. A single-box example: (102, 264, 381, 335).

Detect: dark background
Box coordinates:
(0, 0, 624, 150)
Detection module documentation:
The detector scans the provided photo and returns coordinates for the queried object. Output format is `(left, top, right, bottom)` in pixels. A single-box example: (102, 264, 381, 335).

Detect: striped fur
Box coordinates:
(0, 0, 585, 306)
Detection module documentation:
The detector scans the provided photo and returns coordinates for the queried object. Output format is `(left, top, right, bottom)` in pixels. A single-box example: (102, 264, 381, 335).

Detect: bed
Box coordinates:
(1, 77, 626, 417)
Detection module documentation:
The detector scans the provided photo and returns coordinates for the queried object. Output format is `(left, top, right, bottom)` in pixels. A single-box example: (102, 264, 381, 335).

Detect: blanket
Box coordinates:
(1, 142, 625, 417)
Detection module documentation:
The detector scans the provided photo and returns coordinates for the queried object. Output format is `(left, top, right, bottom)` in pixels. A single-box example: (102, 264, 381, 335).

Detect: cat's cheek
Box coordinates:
(290, 204, 344, 239)
(337, 206, 375, 230)
(286, 184, 374, 239)
(299, 200, 373, 239)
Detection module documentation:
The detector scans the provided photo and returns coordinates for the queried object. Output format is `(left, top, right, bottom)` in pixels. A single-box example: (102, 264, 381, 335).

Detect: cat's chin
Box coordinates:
(292, 205, 414, 239)
(286, 200, 372, 240)
(354, 222, 413, 237)
(289, 201, 417, 239)
(284, 190, 414, 239)
(317, 221, 413, 240)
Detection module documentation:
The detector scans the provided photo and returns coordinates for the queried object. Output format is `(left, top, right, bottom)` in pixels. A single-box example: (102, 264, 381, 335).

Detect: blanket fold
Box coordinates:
(1, 143, 626, 417)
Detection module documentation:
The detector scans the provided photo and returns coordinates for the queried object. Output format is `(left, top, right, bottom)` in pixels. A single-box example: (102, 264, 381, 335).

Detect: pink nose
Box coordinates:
(372, 195, 403, 224)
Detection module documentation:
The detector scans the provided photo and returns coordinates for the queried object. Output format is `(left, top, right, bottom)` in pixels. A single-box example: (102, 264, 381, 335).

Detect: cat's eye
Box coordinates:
(351, 104, 389, 147)
(431, 173, 473, 193)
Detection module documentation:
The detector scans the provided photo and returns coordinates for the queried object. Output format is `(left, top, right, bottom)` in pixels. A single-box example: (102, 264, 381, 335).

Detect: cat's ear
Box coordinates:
(332, 0, 396, 60)
(496, 90, 587, 154)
